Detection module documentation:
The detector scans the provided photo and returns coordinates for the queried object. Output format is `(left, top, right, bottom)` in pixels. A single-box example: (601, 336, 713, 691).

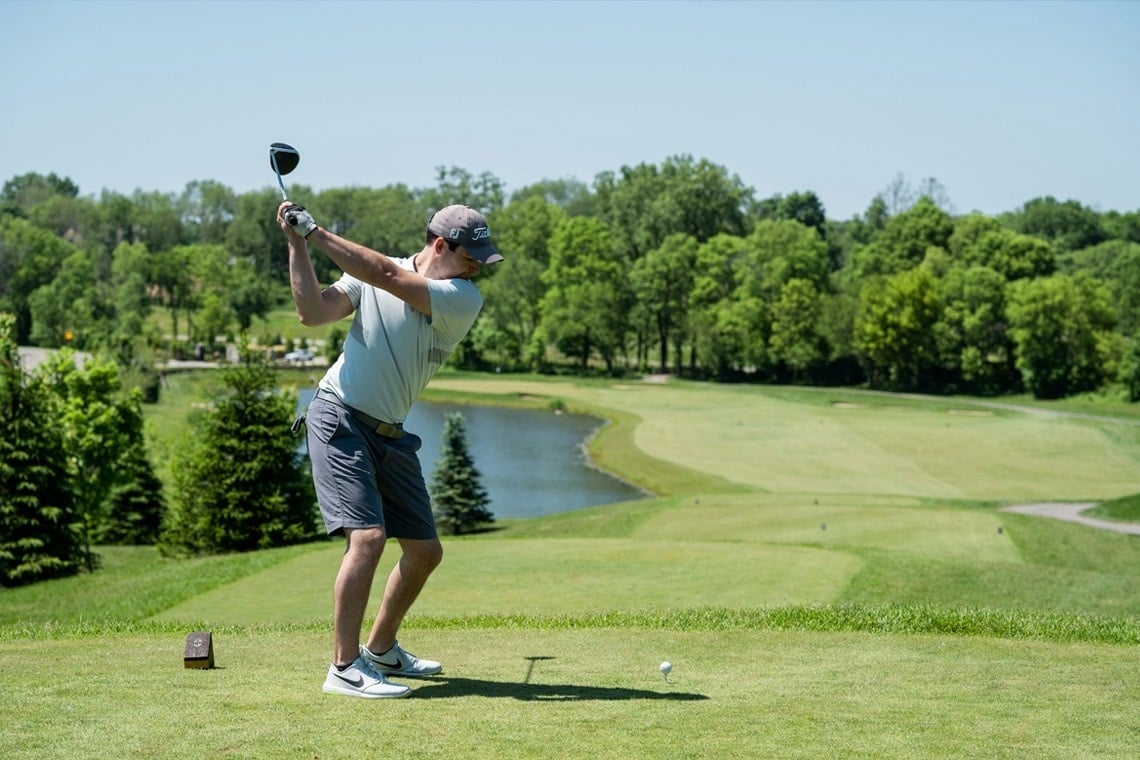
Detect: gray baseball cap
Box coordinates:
(427, 205, 504, 263)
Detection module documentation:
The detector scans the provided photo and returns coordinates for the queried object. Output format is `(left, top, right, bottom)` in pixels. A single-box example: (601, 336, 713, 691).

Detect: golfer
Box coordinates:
(277, 200, 503, 698)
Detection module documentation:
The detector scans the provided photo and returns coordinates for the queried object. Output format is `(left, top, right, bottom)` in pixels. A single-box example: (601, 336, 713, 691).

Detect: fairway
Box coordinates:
(430, 377, 1140, 501)
(152, 538, 864, 624)
(633, 493, 1022, 563)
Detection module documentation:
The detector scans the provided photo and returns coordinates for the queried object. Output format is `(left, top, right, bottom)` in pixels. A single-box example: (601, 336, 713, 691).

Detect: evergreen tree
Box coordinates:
(97, 440, 165, 545)
(160, 361, 319, 555)
(431, 412, 493, 536)
(0, 313, 87, 586)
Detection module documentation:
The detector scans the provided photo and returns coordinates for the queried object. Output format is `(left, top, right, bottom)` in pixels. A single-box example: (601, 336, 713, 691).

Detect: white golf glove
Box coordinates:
(284, 204, 318, 238)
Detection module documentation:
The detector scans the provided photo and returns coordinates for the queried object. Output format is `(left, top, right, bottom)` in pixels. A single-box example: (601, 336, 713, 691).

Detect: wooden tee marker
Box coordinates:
(183, 631, 215, 669)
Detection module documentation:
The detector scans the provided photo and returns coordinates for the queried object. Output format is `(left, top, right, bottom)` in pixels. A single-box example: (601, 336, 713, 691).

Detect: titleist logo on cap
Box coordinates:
(446, 227, 490, 241)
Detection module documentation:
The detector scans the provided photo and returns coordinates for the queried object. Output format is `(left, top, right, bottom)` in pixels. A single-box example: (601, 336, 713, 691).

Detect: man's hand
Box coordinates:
(282, 203, 318, 238)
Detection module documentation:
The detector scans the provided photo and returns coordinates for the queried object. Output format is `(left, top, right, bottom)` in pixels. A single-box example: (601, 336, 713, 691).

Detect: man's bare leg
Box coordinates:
(333, 527, 386, 665)
(366, 537, 443, 653)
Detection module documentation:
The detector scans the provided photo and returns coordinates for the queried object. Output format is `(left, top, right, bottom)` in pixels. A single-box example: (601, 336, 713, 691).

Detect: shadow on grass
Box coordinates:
(405, 655, 707, 701)
(410, 676, 707, 701)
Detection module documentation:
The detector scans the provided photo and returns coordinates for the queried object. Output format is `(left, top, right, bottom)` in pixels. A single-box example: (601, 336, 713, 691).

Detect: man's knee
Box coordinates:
(345, 527, 386, 561)
(402, 538, 443, 573)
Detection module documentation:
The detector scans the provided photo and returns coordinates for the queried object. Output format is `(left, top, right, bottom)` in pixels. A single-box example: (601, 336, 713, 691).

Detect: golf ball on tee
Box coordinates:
(659, 661, 672, 675)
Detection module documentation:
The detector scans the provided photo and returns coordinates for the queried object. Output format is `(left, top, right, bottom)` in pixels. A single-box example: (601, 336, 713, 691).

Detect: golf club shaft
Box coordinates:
(270, 153, 296, 223)
(270, 152, 288, 201)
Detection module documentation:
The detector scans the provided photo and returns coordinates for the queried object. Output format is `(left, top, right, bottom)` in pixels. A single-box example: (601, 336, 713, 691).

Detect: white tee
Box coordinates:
(316, 257, 483, 423)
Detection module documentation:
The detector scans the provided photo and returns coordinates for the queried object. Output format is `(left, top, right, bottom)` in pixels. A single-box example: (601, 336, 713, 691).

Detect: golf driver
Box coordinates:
(269, 142, 301, 224)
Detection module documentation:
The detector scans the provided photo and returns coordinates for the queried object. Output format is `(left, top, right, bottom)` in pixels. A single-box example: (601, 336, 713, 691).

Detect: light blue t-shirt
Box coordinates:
(317, 257, 483, 423)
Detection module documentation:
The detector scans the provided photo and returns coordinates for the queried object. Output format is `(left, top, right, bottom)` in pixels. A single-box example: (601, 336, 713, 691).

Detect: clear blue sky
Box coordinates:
(4, 0, 1138, 220)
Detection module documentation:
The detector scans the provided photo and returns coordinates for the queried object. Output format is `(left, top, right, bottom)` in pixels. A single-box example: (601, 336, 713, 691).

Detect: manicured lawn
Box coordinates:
(4, 373, 1139, 759)
(2, 625, 1136, 759)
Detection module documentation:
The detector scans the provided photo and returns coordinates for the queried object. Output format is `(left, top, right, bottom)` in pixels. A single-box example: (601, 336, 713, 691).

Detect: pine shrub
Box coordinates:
(431, 412, 494, 535)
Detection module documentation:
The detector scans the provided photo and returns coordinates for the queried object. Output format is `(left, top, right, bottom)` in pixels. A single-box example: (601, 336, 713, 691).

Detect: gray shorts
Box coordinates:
(305, 393, 437, 540)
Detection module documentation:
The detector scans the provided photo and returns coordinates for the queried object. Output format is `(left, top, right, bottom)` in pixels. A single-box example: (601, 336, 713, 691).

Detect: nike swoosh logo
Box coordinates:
(334, 673, 365, 687)
(375, 659, 403, 669)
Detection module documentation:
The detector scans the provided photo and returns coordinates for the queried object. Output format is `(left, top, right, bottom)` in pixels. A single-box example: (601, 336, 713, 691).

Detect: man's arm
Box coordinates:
(279, 203, 354, 326)
(286, 234, 353, 326)
(306, 227, 432, 317)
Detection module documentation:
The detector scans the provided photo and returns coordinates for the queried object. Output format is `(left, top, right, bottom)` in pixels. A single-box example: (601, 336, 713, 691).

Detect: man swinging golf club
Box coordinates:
(277, 197, 503, 698)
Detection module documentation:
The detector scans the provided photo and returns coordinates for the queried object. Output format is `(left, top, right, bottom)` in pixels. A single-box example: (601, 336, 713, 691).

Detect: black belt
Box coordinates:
(318, 390, 405, 439)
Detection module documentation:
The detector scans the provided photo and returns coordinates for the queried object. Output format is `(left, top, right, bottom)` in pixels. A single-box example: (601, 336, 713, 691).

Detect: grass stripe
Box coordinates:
(5, 604, 1136, 645)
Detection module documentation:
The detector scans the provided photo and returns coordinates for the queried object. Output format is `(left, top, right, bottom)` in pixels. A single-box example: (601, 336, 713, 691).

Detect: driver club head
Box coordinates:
(269, 142, 300, 200)
(269, 142, 300, 174)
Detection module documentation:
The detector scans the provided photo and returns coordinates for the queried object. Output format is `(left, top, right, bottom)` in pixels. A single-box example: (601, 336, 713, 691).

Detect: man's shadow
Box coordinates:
(407, 656, 707, 701)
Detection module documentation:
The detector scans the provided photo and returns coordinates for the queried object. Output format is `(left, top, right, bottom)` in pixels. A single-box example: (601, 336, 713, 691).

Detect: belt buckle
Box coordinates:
(375, 421, 404, 439)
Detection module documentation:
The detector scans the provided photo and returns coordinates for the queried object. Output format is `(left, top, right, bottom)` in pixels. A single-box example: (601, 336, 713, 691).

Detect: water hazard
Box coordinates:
(296, 389, 645, 519)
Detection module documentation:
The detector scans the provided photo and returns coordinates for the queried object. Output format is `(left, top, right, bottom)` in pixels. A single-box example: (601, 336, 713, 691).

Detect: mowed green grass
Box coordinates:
(5, 627, 1136, 760)
(153, 537, 865, 624)
(155, 492, 1018, 626)
(4, 374, 1140, 759)
(429, 377, 1140, 501)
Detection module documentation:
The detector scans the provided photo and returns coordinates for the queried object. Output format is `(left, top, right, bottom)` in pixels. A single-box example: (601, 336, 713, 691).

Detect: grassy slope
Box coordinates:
(3, 373, 1139, 759)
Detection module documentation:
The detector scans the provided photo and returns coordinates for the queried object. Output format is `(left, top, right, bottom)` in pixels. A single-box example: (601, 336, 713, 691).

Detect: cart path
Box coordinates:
(1000, 502, 1140, 535)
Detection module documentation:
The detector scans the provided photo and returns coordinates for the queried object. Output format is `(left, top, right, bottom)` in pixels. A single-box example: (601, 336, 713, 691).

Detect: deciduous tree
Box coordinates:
(632, 233, 697, 373)
(1059, 240, 1140, 335)
(934, 266, 1016, 394)
(850, 197, 953, 279)
(0, 216, 77, 343)
(595, 156, 751, 261)
(1007, 274, 1117, 399)
(539, 217, 630, 372)
(420, 167, 505, 216)
(478, 197, 567, 368)
(688, 234, 749, 379)
(769, 278, 824, 381)
(37, 351, 151, 568)
(1005, 196, 1105, 254)
(1, 172, 79, 218)
(854, 267, 942, 389)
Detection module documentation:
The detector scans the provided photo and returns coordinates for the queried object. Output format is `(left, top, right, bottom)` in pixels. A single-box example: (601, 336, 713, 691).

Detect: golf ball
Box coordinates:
(659, 661, 672, 674)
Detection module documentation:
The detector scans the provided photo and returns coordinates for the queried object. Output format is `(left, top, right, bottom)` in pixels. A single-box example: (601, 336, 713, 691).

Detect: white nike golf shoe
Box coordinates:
(322, 655, 411, 699)
(361, 641, 442, 677)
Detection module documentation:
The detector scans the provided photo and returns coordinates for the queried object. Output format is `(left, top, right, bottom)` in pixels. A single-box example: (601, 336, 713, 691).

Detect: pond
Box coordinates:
(296, 389, 646, 519)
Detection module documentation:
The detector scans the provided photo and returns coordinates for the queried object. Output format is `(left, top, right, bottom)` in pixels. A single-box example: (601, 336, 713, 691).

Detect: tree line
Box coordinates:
(3, 161, 1139, 400)
(3, 158, 1140, 584)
